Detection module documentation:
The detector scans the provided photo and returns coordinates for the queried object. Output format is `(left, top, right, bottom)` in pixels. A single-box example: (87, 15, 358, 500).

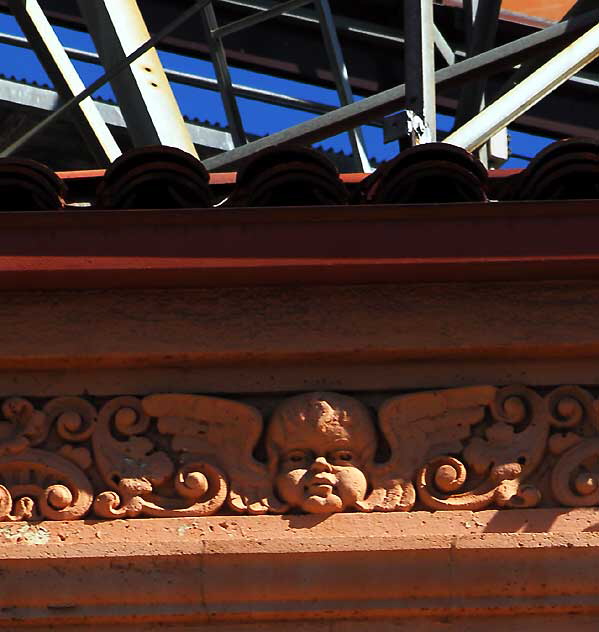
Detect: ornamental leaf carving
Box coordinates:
(0, 448, 93, 521)
(359, 386, 497, 512)
(548, 386, 599, 506)
(143, 393, 286, 514)
(0, 398, 49, 455)
(91, 396, 228, 518)
(1, 386, 599, 521)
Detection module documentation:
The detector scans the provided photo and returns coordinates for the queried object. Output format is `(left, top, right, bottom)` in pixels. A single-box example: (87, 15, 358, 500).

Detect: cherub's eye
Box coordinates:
(329, 450, 353, 464)
(285, 450, 309, 464)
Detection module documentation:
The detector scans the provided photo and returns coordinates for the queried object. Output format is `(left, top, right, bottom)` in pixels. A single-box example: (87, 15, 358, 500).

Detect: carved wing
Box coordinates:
(142, 394, 285, 514)
(358, 386, 497, 512)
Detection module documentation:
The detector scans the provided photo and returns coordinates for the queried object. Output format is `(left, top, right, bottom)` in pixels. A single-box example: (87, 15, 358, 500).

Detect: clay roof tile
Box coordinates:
(96, 145, 212, 210)
(226, 146, 349, 207)
(0, 158, 65, 211)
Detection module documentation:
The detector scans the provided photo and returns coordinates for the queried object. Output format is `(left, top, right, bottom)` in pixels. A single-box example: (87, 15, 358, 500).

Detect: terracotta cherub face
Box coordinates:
(267, 392, 376, 514)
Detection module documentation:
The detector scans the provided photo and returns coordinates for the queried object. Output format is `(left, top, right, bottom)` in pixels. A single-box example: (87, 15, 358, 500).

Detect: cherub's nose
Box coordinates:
(311, 456, 333, 473)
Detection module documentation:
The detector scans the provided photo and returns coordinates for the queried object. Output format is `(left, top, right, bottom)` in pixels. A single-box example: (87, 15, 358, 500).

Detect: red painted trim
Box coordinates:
(56, 169, 521, 184)
(488, 168, 522, 178)
(56, 170, 374, 185)
(1, 199, 597, 289)
(207, 172, 237, 184)
(340, 173, 370, 183)
(56, 169, 106, 180)
(1, 257, 599, 291)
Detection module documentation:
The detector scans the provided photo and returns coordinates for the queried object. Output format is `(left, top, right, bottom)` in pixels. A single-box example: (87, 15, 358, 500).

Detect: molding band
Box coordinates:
(1, 385, 599, 520)
(2, 511, 599, 626)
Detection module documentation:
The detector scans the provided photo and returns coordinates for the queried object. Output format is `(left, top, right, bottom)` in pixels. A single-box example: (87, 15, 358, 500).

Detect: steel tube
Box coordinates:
(77, 0, 197, 155)
(204, 8, 599, 170)
(315, 0, 371, 171)
(202, 2, 247, 146)
(0, 0, 211, 157)
(212, 0, 312, 39)
(454, 0, 503, 165)
(0, 31, 342, 118)
(404, 0, 436, 141)
(445, 21, 599, 152)
(7, 0, 121, 164)
(433, 24, 455, 66)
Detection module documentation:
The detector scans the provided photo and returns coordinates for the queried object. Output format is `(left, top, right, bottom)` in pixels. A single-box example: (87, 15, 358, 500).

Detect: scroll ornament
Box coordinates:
(1, 385, 598, 521)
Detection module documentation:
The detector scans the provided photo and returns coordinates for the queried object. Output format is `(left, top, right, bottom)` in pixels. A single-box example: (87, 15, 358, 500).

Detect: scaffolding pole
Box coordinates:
(0, 0, 212, 157)
(201, 2, 247, 147)
(77, 0, 197, 156)
(445, 21, 599, 152)
(204, 8, 599, 170)
(404, 0, 436, 142)
(315, 0, 371, 171)
(7, 0, 121, 164)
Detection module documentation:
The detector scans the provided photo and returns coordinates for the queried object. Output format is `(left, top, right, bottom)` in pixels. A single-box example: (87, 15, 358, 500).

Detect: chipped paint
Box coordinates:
(0, 523, 51, 545)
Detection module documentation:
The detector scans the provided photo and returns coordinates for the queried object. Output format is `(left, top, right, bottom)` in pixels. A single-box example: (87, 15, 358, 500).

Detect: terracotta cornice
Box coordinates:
(0, 199, 598, 290)
(1, 386, 599, 522)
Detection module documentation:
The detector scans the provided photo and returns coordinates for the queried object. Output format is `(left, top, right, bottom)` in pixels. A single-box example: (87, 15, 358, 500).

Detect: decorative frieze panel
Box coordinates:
(1, 385, 598, 521)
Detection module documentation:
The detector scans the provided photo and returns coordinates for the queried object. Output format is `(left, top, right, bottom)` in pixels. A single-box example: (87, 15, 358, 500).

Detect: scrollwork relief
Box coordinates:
(2, 385, 599, 520)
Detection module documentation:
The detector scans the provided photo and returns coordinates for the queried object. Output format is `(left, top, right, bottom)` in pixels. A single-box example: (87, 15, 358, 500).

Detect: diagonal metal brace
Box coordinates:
(201, 2, 247, 147)
(7, 0, 121, 165)
(0, 0, 212, 158)
(203, 8, 599, 171)
(315, 0, 371, 172)
(445, 20, 599, 152)
(77, 0, 198, 156)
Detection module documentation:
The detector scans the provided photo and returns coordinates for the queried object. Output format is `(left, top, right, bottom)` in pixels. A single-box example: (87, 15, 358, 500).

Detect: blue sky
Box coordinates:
(0, 11, 551, 168)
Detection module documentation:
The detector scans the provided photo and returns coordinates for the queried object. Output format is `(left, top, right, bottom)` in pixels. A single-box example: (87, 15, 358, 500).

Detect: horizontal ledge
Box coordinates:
(3, 340, 599, 372)
(0, 200, 598, 289)
(2, 257, 599, 290)
(2, 510, 599, 626)
(3, 199, 598, 227)
(6, 358, 599, 395)
(2, 508, 599, 556)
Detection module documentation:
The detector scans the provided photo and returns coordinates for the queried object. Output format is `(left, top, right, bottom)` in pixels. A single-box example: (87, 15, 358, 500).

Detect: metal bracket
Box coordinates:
(384, 110, 432, 151)
(404, 0, 437, 143)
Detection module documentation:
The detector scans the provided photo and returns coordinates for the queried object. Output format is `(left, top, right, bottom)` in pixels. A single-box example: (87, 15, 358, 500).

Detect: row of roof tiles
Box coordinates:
(1, 139, 598, 211)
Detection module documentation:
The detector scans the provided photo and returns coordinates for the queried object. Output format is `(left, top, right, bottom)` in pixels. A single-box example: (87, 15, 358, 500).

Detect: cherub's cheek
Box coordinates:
(335, 468, 368, 504)
(275, 469, 306, 505)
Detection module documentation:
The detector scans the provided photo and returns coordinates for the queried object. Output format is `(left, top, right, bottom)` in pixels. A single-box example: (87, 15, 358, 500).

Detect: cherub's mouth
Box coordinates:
(306, 483, 333, 497)
(305, 474, 336, 496)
